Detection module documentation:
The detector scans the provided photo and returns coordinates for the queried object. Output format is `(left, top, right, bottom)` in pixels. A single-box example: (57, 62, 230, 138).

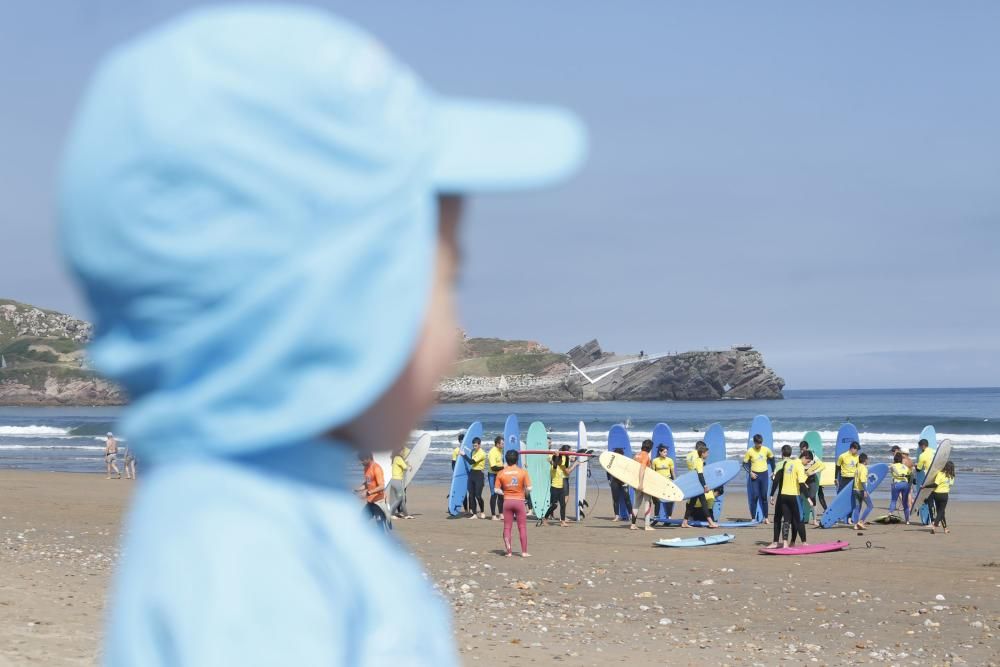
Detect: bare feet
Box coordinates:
(765, 542, 779, 549)
(560, 521, 568, 528)
(629, 524, 638, 531)
(611, 516, 620, 522)
(707, 522, 719, 529)
(944, 528, 950, 534)
(764, 518, 772, 525)
(469, 514, 478, 520)
(505, 551, 512, 557)
(643, 526, 654, 532)
(930, 526, 936, 534)
(478, 513, 486, 520)
(521, 552, 531, 558)
(680, 521, 690, 528)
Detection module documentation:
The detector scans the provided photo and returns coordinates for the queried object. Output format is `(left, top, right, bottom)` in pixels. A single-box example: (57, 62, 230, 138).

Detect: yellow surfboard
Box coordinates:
(599, 451, 684, 502)
(806, 460, 836, 486)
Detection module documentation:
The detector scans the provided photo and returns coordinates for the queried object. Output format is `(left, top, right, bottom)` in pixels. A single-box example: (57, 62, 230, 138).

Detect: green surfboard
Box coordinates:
(800, 431, 824, 522)
(525, 421, 551, 519)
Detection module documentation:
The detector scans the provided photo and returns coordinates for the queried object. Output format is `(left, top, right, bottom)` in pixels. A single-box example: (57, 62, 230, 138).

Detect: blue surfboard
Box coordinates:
(704, 423, 726, 520)
(655, 533, 735, 548)
(662, 518, 759, 528)
(651, 423, 676, 522)
(917, 424, 937, 524)
(745, 415, 773, 522)
(820, 462, 888, 528)
(673, 460, 742, 498)
(448, 421, 482, 516)
(503, 414, 520, 460)
(607, 424, 633, 519)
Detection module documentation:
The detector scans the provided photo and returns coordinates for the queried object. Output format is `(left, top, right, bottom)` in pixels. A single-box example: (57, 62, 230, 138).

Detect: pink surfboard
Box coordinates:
(758, 541, 848, 555)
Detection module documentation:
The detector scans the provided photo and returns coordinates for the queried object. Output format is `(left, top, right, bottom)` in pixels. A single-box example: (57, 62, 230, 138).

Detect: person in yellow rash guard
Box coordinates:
(850, 453, 873, 529)
(463, 437, 488, 519)
(681, 442, 719, 529)
(766, 444, 811, 549)
(488, 436, 505, 520)
(836, 441, 861, 493)
(542, 446, 580, 527)
(651, 445, 675, 525)
(888, 451, 912, 524)
(921, 460, 955, 534)
(388, 447, 413, 519)
(800, 450, 823, 527)
(743, 433, 775, 524)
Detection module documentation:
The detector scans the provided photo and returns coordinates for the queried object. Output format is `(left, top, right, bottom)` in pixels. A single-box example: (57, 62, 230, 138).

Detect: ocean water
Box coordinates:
(1, 388, 998, 498)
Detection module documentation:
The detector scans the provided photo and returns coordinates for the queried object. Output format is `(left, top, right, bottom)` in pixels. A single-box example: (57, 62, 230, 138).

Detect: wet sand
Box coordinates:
(1, 471, 998, 665)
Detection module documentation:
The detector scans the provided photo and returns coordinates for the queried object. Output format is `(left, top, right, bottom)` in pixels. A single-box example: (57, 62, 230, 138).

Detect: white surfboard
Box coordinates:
(403, 433, 432, 488)
(373, 451, 392, 490)
(575, 421, 588, 521)
(911, 439, 953, 511)
(599, 450, 683, 502)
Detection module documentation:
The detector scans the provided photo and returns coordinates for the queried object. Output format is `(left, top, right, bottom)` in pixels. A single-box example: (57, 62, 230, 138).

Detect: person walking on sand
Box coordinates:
(914, 437, 935, 523)
(59, 5, 586, 664)
(488, 436, 505, 520)
(851, 453, 874, 530)
(888, 451, 912, 524)
(651, 444, 675, 525)
(681, 442, 720, 529)
(836, 441, 861, 492)
(495, 450, 532, 557)
(388, 446, 413, 520)
(922, 460, 955, 534)
(542, 445, 580, 527)
(770, 445, 794, 541)
(356, 453, 390, 529)
(765, 445, 811, 549)
(104, 432, 121, 479)
(123, 441, 137, 480)
(630, 439, 656, 531)
(743, 433, 774, 524)
(800, 450, 823, 527)
(464, 437, 487, 519)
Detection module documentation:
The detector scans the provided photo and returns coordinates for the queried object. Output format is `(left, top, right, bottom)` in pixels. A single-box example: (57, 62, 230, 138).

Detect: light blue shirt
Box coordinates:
(106, 441, 457, 666)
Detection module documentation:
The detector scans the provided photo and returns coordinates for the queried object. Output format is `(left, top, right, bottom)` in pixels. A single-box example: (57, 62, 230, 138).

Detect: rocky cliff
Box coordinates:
(438, 337, 784, 402)
(0, 299, 125, 406)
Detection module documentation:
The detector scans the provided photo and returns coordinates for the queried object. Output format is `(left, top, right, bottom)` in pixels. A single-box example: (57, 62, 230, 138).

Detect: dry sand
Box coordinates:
(1, 470, 998, 665)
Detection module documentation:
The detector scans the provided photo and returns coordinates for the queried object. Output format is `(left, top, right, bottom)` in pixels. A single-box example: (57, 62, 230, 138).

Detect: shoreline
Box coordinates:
(2, 470, 998, 665)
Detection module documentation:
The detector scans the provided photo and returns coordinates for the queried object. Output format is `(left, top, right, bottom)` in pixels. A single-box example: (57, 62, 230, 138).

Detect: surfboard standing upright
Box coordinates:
(704, 422, 726, 521)
(448, 421, 483, 516)
(607, 424, 633, 519)
(651, 422, 676, 522)
(799, 430, 823, 522)
(745, 415, 773, 522)
(912, 438, 951, 526)
(916, 425, 938, 524)
(402, 433, 432, 488)
(575, 421, 589, 521)
(833, 422, 860, 524)
(503, 414, 520, 461)
(525, 421, 551, 520)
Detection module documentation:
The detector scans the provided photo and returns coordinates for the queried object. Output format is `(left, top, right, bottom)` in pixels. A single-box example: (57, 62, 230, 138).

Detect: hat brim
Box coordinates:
(431, 98, 587, 194)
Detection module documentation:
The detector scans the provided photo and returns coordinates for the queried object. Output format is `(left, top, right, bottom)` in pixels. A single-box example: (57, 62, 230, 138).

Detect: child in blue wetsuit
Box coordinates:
(58, 6, 586, 665)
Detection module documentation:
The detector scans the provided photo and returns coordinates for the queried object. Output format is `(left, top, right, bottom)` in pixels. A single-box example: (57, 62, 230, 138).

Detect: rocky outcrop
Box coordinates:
(438, 340, 784, 403)
(0, 369, 125, 406)
(0, 301, 92, 343)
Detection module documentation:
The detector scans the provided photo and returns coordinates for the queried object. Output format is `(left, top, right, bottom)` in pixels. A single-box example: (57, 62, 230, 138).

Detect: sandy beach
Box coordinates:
(1, 471, 998, 666)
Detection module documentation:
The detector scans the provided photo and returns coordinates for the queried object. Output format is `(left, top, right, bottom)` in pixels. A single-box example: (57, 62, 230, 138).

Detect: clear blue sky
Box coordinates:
(2, 1, 998, 389)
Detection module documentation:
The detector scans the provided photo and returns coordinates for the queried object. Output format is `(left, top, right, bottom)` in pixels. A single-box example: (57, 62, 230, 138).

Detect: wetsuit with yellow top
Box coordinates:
(771, 455, 809, 546)
(652, 449, 675, 521)
(488, 442, 505, 518)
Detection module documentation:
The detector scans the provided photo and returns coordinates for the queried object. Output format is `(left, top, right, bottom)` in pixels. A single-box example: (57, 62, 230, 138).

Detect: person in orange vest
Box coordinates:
(357, 453, 388, 526)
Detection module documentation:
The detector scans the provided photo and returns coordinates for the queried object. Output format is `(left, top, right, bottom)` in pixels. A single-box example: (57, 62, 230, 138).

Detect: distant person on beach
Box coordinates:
(542, 445, 579, 527)
(800, 450, 823, 526)
(630, 439, 656, 531)
(59, 5, 585, 664)
(922, 460, 955, 534)
(388, 446, 413, 520)
(122, 441, 137, 480)
(495, 449, 532, 557)
(651, 444, 675, 525)
(104, 432, 120, 479)
(851, 452, 874, 529)
(488, 436, 505, 520)
(452, 432, 469, 514)
(357, 452, 389, 524)
(681, 442, 719, 528)
(765, 444, 811, 549)
(770, 445, 794, 541)
(837, 441, 861, 492)
(608, 447, 633, 521)
(743, 433, 774, 524)
(914, 438, 935, 523)
(888, 451, 912, 524)
(799, 440, 826, 515)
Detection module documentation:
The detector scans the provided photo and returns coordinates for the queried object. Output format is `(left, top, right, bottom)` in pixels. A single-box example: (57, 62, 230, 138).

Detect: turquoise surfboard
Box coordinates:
(525, 421, 551, 519)
(448, 421, 482, 516)
(655, 533, 735, 548)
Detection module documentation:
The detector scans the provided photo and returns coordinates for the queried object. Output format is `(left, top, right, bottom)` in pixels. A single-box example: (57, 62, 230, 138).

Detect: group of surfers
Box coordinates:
(354, 430, 957, 556)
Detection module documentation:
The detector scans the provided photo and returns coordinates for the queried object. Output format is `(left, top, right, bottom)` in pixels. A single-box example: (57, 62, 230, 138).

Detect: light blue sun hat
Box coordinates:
(59, 4, 586, 463)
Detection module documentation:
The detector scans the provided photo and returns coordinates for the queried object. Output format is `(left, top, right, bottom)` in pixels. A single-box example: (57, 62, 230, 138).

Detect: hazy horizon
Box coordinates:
(2, 1, 998, 390)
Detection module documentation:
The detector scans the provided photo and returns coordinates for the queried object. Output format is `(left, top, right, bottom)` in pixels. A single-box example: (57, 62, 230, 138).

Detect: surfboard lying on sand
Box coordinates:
(819, 462, 888, 528)
(759, 541, 848, 555)
(912, 438, 952, 524)
(660, 518, 759, 528)
(402, 433, 431, 488)
(674, 460, 741, 499)
(655, 533, 735, 548)
(447, 421, 482, 516)
(600, 450, 684, 502)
